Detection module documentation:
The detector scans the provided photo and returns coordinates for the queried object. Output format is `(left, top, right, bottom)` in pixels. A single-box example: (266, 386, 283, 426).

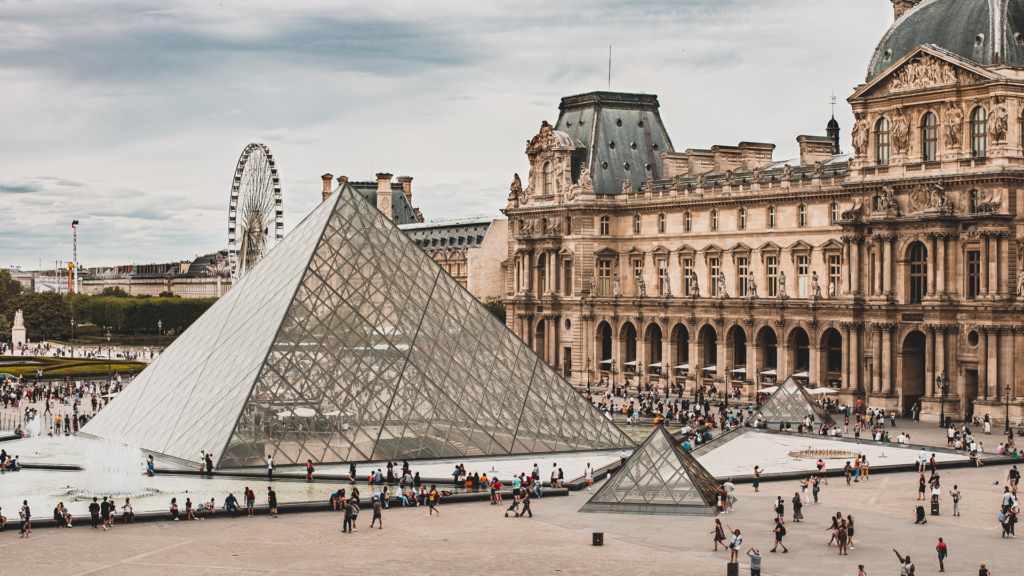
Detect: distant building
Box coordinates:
(400, 217, 508, 300)
(79, 251, 232, 298)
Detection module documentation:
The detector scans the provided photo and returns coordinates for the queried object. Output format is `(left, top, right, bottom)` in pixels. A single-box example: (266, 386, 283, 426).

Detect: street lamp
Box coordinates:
(1006, 383, 1012, 434)
(70, 317, 75, 359)
(158, 319, 162, 349)
(106, 330, 111, 380)
(936, 371, 949, 429)
(585, 357, 591, 394)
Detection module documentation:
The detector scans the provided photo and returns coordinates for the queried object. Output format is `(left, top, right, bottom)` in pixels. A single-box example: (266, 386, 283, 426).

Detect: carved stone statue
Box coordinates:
(828, 281, 836, 298)
(891, 107, 910, 153)
(778, 270, 787, 299)
(716, 273, 728, 299)
(662, 272, 671, 297)
(578, 164, 594, 193)
(852, 113, 870, 156)
(925, 181, 953, 214)
(724, 170, 736, 185)
(636, 274, 647, 297)
(520, 219, 534, 236)
(689, 272, 700, 297)
(509, 173, 522, 206)
(696, 172, 708, 187)
(991, 96, 1009, 142)
(671, 174, 685, 189)
(811, 271, 822, 298)
(813, 161, 824, 177)
(1017, 268, 1024, 298)
(782, 164, 794, 180)
(590, 272, 598, 296)
(746, 272, 758, 298)
(13, 309, 24, 329)
(553, 163, 564, 196)
(944, 101, 964, 147)
(612, 273, 621, 296)
(621, 179, 632, 194)
(877, 186, 900, 215)
(753, 166, 765, 183)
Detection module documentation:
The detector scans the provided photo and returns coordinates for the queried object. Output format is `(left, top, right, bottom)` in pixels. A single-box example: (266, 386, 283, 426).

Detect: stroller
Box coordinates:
(915, 505, 928, 524)
(505, 499, 520, 517)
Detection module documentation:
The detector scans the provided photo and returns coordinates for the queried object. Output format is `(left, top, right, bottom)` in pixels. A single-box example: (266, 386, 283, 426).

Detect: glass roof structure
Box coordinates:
(580, 425, 720, 515)
(754, 376, 835, 427)
(82, 184, 631, 468)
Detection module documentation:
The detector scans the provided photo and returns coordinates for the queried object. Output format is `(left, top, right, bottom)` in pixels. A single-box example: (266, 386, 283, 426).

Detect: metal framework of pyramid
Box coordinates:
(580, 425, 720, 515)
(82, 184, 632, 467)
(754, 375, 835, 427)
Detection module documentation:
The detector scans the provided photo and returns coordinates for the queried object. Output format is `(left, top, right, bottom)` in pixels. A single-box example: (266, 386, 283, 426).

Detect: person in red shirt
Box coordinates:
(936, 538, 947, 572)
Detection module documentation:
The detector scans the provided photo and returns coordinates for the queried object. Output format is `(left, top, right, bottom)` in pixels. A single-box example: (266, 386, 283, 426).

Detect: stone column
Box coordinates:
(747, 335, 758, 388)
(882, 325, 892, 394)
(1015, 327, 1023, 399)
(936, 235, 946, 295)
(1003, 327, 1015, 400)
(978, 327, 988, 400)
(872, 326, 882, 394)
(841, 324, 851, 390)
(873, 238, 883, 296)
(809, 334, 819, 386)
(988, 328, 999, 399)
(688, 330, 699, 388)
(883, 236, 893, 297)
(841, 240, 851, 295)
(851, 238, 861, 295)
(925, 326, 935, 397)
(927, 235, 937, 296)
(935, 327, 945, 395)
(989, 236, 999, 297)
(980, 236, 990, 296)
(850, 324, 860, 392)
(999, 236, 1009, 297)
(661, 327, 671, 385)
(547, 251, 556, 295)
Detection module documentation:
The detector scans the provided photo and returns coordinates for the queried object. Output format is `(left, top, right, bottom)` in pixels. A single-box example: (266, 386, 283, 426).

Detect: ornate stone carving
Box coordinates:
(977, 190, 1002, 213)
(612, 273, 621, 296)
(891, 107, 910, 153)
(671, 174, 685, 189)
(716, 273, 728, 299)
(713, 317, 725, 327)
(746, 272, 758, 299)
(782, 164, 794, 180)
(621, 179, 633, 194)
(991, 96, 1009, 142)
(811, 271, 822, 298)
(876, 186, 900, 215)
(1017, 268, 1024, 298)
(774, 319, 787, 329)
(882, 54, 958, 94)
(590, 271, 597, 296)
(841, 196, 865, 221)
(724, 170, 736, 185)
(635, 274, 647, 298)
(689, 272, 700, 297)
(525, 120, 556, 157)
(753, 166, 765, 183)
(696, 172, 708, 188)
(13, 310, 24, 329)
(662, 272, 672, 297)
(640, 177, 654, 192)
(813, 161, 825, 177)
(778, 270, 787, 299)
(508, 173, 522, 206)
(852, 113, 870, 156)
(943, 101, 964, 148)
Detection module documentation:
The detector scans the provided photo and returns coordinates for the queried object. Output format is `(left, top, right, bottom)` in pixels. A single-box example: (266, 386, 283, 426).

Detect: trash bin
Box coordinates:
(593, 532, 603, 546)
(944, 416, 952, 428)
(931, 501, 940, 516)
(727, 562, 739, 576)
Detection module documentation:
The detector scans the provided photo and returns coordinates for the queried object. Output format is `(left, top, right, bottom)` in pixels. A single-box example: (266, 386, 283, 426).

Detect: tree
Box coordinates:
(99, 286, 131, 298)
(482, 296, 506, 323)
(0, 270, 21, 298)
(157, 291, 177, 298)
(0, 314, 9, 342)
(8, 292, 71, 341)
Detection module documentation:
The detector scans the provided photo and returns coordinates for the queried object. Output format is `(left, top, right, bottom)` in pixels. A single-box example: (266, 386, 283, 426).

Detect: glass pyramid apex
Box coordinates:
(83, 184, 632, 467)
(580, 425, 720, 515)
(754, 375, 835, 427)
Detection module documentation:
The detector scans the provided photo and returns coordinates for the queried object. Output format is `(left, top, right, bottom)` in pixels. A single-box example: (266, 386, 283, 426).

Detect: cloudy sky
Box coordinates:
(1, 0, 894, 271)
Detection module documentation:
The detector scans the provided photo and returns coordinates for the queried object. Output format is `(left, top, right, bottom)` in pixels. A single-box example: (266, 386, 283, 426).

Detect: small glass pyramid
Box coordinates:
(754, 376, 835, 427)
(83, 184, 632, 467)
(580, 425, 720, 515)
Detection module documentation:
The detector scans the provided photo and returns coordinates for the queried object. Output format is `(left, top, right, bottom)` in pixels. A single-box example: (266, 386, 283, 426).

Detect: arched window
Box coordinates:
(738, 208, 747, 230)
(798, 205, 807, 227)
(908, 242, 928, 304)
(599, 215, 610, 235)
(684, 212, 692, 232)
(711, 210, 719, 231)
(543, 162, 553, 195)
(767, 206, 776, 229)
(876, 118, 890, 165)
(971, 107, 988, 157)
(922, 112, 938, 162)
(831, 202, 840, 224)
(633, 214, 641, 234)
(658, 213, 666, 233)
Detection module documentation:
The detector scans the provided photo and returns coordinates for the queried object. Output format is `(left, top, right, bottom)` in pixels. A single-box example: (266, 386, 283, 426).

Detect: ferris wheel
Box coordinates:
(228, 143, 283, 282)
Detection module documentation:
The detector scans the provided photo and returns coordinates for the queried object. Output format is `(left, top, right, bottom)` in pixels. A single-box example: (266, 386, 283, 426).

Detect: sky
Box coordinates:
(0, 0, 895, 271)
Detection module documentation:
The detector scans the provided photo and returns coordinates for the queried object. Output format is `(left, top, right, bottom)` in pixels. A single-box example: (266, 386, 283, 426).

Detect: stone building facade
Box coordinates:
(503, 0, 1024, 425)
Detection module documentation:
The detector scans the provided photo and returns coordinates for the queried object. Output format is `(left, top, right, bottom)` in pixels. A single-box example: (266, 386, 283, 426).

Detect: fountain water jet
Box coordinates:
(77, 438, 156, 498)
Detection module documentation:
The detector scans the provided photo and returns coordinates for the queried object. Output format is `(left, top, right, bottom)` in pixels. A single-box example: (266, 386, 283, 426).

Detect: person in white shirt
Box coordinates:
(267, 455, 275, 479)
(723, 479, 736, 512)
(584, 463, 594, 491)
(917, 449, 928, 472)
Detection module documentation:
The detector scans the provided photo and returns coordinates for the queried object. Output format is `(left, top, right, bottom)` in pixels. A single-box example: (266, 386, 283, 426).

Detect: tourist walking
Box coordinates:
(306, 459, 314, 481)
(342, 498, 357, 532)
(18, 504, 28, 538)
(428, 484, 440, 516)
(979, 563, 991, 576)
(826, 513, 841, 546)
(584, 463, 594, 491)
(893, 549, 914, 576)
(936, 538, 947, 572)
(837, 520, 849, 555)
(846, 514, 856, 549)
(812, 476, 821, 504)
(370, 498, 382, 529)
(245, 487, 255, 516)
(773, 496, 785, 522)
(770, 519, 787, 553)
(711, 518, 726, 551)
(918, 474, 927, 500)
(267, 455, 274, 479)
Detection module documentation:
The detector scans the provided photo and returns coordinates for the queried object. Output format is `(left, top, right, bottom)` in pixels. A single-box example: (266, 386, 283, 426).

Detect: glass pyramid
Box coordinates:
(580, 425, 720, 515)
(754, 376, 835, 427)
(82, 184, 631, 467)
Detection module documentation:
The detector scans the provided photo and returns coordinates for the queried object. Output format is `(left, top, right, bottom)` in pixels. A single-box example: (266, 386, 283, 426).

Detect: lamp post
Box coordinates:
(1006, 383, 1012, 434)
(936, 371, 949, 429)
(585, 357, 591, 394)
(158, 319, 162, 349)
(106, 330, 111, 381)
(70, 317, 75, 359)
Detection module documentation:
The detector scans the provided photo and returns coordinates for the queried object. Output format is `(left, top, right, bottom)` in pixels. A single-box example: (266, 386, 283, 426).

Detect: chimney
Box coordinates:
(891, 0, 919, 20)
(336, 175, 349, 187)
(737, 142, 776, 171)
(397, 176, 413, 204)
(321, 173, 333, 201)
(376, 173, 394, 219)
(796, 135, 835, 167)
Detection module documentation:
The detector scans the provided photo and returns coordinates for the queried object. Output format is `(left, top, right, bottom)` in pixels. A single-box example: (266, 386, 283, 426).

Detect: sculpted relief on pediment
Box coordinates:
(871, 54, 984, 96)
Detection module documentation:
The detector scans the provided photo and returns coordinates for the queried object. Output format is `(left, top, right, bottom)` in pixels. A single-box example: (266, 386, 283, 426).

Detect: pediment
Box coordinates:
(702, 243, 724, 254)
(852, 45, 1000, 99)
(650, 244, 671, 255)
(819, 239, 843, 252)
(595, 247, 618, 257)
(627, 246, 645, 255)
(675, 243, 698, 255)
(728, 242, 752, 253)
(757, 241, 781, 253)
(788, 239, 813, 252)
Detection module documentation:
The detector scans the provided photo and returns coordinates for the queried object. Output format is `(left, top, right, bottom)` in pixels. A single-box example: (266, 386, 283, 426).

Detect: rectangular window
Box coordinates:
(828, 255, 841, 298)
(967, 250, 981, 299)
(797, 255, 809, 298)
(598, 260, 612, 296)
(563, 260, 572, 296)
(768, 207, 776, 229)
(684, 213, 692, 232)
(658, 258, 668, 296)
(739, 209, 747, 230)
(683, 258, 693, 296)
(709, 257, 720, 296)
(563, 347, 572, 378)
(737, 257, 749, 297)
(633, 259, 643, 295)
(634, 215, 641, 234)
(766, 256, 778, 297)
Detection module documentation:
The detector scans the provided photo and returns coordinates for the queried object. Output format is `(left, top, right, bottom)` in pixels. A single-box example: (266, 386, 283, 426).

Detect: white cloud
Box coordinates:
(1, 0, 895, 269)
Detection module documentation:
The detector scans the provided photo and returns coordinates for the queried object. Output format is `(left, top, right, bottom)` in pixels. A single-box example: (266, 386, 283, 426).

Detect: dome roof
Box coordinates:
(866, 0, 1024, 81)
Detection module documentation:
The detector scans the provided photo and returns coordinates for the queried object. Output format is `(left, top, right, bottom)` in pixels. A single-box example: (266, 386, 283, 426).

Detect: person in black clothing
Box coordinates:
(89, 497, 100, 529)
(100, 496, 111, 531)
(771, 520, 788, 553)
(518, 491, 533, 518)
(267, 486, 278, 518)
(205, 453, 214, 477)
(343, 498, 358, 532)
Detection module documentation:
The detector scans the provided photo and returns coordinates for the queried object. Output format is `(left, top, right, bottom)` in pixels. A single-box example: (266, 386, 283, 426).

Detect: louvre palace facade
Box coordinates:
(503, 0, 1024, 425)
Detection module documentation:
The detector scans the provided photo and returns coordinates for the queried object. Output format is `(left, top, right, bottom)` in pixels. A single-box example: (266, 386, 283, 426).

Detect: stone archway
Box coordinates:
(820, 328, 843, 388)
(788, 327, 810, 377)
(620, 322, 638, 382)
(697, 324, 718, 381)
(535, 319, 547, 363)
(671, 323, 690, 381)
(645, 323, 664, 376)
(900, 330, 927, 416)
(727, 325, 747, 383)
(756, 326, 778, 385)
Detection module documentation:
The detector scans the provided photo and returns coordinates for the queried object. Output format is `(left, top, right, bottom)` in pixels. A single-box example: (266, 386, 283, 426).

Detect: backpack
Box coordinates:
(778, 525, 786, 536)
